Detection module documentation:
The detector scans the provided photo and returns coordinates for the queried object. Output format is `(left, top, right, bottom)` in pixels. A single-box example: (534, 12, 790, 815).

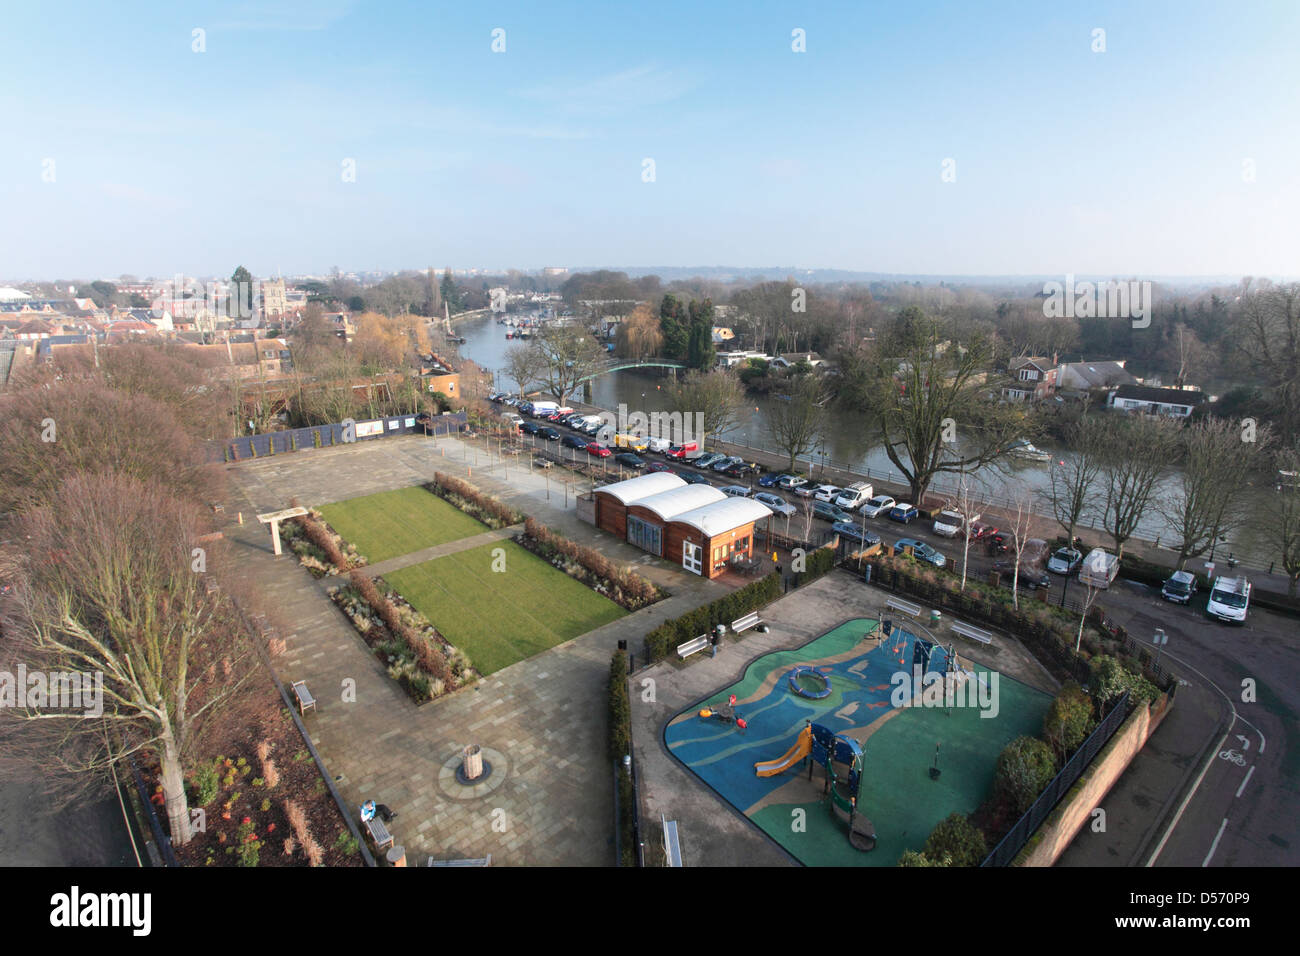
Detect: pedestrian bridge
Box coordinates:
(576, 358, 686, 383)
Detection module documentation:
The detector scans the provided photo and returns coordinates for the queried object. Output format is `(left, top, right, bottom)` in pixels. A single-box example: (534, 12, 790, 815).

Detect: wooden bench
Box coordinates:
(676, 635, 710, 659)
(291, 680, 316, 715)
(885, 597, 922, 618)
(731, 612, 761, 634)
(428, 854, 492, 867)
(951, 620, 994, 645)
(365, 817, 394, 851)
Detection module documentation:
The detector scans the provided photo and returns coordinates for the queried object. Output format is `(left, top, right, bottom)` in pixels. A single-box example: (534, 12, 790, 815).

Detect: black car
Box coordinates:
(993, 560, 1051, 590)
(614, 452, 645, 469)
(676, 470, 711, 485)
(520, 422, 541, 436)
(561, 434, 588, 449)
(722, 461, 756, 478)
(538, 427, 560, 441)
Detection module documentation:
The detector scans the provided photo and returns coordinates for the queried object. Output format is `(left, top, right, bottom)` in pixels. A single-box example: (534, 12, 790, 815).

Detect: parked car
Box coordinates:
(754, 492, 796, 517)
(833, 522, 881, 547)
(813, 501, 853, 523)
(888, 503, 919, 523)
(646, 461, 674, 473)
(614, 452, 645, 469)
(536, 427, 559, 441)
(778, 475, 809, 492)
(1206, 575, 1250, 623)
(994, 539, 1050, 589)
(1047, 547, 1083, 575)
(966, 521, 997, 541)
(894, 538, 946, 568)
(711, 456, 744, 472)
(1078, 548, 1120, 589)
(986, 533, 1010, 556)
(676, 469, 712, 485)
(586, 442, 612, 458)
(520, 421, 541, 436)
(811, 485, 843, 503)
(561, 434, 588, 450)
(1161, 570, 1197, 605)
(758, 472, 792, 488)
(860, 494, 896, 518)
(488, 392, 506, 402)
(722, 461, 757, 478)
(646, 437, 672, 455)
(719, 484, 751, 498)
(665, 441, 700, 458)
(694, 453, 728, 469)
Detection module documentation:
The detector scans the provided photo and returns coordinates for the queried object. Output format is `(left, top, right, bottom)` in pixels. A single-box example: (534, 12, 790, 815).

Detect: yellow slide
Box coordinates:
(754, 726, 812, 777)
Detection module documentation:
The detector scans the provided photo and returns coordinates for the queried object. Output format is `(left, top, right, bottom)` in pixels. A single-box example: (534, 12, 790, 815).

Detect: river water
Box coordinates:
(453, 312, 1268, 564)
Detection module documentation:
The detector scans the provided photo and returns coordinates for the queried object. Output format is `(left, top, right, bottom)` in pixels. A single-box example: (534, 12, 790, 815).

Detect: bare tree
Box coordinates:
(0, 472, 261, 844)
(666, 369, 747, 446)
(502, 342, 547, 399)
(535, 325, 605, 405)
(1099, 414, 1181, 558)
(953, 472, 981, 591)
(766, 374, 828, 472)
(1040, 415, 1105, 547)
(1235, 283, 1300, 443)
(1159, 418, 1269, 570)
(1006, 482, 1035, 610)
(1265, 447, 1300, 596)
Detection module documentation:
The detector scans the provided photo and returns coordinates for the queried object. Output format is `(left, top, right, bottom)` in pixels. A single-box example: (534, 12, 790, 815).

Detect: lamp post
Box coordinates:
(1209, 534, 1226, 563)
(1152, 628, 1168, 669)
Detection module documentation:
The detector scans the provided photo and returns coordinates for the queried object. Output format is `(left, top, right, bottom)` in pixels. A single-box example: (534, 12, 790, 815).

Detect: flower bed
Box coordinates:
(517, 516, 665, 611)
(144, 689, 363, 867)
(425, 473, 522, 529)
(279, 509, 366, 578)
(329, 570, 476, 703)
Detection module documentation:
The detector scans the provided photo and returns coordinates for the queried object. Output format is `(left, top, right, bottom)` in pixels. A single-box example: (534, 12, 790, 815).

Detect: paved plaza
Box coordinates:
(220, 433, 724, 865)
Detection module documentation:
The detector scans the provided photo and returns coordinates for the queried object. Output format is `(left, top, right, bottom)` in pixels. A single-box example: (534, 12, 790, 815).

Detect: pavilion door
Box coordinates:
(682, 540, 703, 575)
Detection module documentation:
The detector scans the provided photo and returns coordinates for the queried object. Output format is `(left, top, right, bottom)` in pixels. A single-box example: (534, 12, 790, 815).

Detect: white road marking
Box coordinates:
(1235, 765, 1255, 798)
(1203, 818, 1228, 866)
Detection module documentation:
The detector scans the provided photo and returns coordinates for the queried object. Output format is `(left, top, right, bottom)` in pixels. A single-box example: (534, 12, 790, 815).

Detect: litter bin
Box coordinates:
(715, 624, 727, 640)
(863, 564, 873, 584)
(930, 609, 942, 627)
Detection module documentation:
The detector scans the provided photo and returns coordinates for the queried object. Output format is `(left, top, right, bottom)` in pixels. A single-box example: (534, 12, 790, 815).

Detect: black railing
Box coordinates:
(210, 411, 467, 463)
(128, 755, 179, 867)
(981, 691, 1133, 867)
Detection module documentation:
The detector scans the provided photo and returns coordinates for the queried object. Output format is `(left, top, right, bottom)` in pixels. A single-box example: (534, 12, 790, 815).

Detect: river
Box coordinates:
(451, 312, 1271, 566)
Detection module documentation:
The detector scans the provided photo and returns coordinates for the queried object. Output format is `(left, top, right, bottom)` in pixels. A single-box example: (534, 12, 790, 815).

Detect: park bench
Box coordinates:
(365, 817, 394, 851)
(951, 620, 993, 646)
(662, 816, 683, 867)
(676, 635, 710, 659)
(885, 597, 922, 618)
(427, 854, 492, 867)
(291, 680, 317, 716)
(731, 611, 762, 634)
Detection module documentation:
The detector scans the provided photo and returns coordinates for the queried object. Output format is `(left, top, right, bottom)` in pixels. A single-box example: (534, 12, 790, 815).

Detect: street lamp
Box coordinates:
(1209, 534, 1227, 562)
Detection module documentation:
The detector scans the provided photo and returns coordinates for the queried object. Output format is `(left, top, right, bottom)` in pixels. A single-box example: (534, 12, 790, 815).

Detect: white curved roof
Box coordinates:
(594, 471, 685, 504)
(629, 484, 726, 522)
(670, 496, 773, 537)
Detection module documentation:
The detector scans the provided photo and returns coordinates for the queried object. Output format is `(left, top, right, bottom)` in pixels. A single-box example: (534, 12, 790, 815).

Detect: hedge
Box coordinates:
(608, 650, 631, 761)
(792, 544, 838, 588)
(644, 572, 781, 663)
(425, 474, 522, 529)
(520, 517, 663, 611)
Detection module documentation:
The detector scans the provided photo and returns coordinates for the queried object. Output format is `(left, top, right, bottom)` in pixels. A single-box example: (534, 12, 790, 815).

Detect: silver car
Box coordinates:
(754, 492, 796, 517)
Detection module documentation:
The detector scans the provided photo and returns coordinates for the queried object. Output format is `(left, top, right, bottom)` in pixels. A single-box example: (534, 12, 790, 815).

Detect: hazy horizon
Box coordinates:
(3, 0, 1297, 279)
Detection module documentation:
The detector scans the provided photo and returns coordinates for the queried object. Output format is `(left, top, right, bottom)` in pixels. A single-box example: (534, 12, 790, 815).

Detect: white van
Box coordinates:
(1078, 548, 1119, 589)
(530, 401, 560, 417)
(646, 437, 672, 455)
(833, 482, 874, 511)
(933, 508, 978, 538)
(1205, 576, 1250, 624)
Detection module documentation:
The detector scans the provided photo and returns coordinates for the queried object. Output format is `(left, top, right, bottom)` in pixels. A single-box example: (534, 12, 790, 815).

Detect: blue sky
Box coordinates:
(2, 0, 1297, 279)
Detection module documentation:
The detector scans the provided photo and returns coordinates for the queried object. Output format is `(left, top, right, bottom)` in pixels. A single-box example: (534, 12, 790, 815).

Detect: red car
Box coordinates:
(665, 441, 699, 459)
(586, 441, 612, 458)
(967, 521, 998, 541)
(646, 461, 673, 473)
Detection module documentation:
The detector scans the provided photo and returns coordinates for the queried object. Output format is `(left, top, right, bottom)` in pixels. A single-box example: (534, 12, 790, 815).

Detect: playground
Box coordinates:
(663, 618, 1053, 866)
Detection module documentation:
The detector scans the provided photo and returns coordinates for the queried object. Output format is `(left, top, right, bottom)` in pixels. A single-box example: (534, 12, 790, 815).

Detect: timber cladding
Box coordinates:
(594, 492, 627, 537)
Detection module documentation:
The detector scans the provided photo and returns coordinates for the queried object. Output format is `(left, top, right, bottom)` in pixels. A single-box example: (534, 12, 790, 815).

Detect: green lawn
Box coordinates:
(317, 487, 490, 563)
(384, 541, 626, 675)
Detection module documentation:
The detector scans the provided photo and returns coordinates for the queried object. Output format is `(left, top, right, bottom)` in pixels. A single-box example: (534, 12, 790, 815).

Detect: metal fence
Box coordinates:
(128, 755, 179, 867)
(209, 411, 467, 463)
(981, 691, 1133, 867)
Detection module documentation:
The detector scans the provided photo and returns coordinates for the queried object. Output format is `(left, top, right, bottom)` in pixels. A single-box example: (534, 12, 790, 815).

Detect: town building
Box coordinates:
(1109, 383, 1206, 418)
